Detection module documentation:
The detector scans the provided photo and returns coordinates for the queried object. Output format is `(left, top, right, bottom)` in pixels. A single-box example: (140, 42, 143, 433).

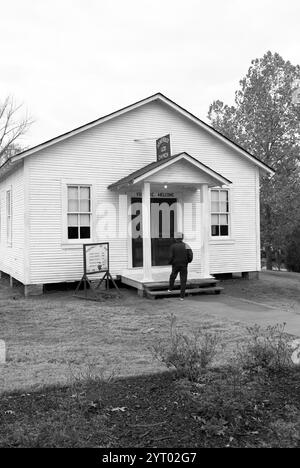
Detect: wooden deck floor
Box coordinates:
(120, 268, 222, 298)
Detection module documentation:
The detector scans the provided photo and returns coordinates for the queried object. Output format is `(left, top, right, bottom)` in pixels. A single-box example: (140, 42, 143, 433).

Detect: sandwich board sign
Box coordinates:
(75, 243, 120, 299)
(85, 243, 109, 274)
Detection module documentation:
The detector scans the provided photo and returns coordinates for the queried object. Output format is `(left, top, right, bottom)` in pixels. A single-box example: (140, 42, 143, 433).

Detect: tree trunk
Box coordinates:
(266, 245, 273, 271)
(275, 250, 282, 271)
(264, 203, 273, 271)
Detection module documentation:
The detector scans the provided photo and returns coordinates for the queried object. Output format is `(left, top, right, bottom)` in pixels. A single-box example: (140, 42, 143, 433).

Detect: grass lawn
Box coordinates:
(0, 281, 247, 394)
(0, 271, 300, 447)
(222, 270, 300, 312)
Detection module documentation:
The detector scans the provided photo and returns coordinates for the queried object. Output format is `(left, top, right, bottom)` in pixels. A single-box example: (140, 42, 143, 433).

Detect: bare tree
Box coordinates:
(0, 96, 32, 166)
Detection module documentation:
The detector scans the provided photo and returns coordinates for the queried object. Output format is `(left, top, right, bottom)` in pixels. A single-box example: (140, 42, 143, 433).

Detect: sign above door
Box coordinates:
(156, 134, 171, 161)
(133, 191, 175, 198)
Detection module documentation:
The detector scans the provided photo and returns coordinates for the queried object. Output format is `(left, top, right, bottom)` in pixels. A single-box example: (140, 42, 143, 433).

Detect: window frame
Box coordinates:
(61, 180, 93, 246)
(0, 191, 3, 244)
(209, 187, 231, 240)
(6, 187, 12, 247)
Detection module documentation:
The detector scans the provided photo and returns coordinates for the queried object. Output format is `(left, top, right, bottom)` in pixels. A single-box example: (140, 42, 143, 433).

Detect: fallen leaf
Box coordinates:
(141, 328, 155, 334)
(110, 407, 127, 412)
(192, 415, 206, 423)
(89, 402, 98, 408)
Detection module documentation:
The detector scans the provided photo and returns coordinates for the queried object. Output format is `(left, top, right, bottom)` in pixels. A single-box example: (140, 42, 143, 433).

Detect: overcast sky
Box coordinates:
(0, 0, 299, 147)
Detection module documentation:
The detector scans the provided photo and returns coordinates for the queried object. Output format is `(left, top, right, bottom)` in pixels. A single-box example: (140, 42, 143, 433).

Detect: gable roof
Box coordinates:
(108, 152, 232, 190)
(4, 92, 275, 175)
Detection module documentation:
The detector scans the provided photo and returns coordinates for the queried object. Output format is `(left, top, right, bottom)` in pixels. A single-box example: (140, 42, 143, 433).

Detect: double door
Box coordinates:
(131, 197, 177, 267)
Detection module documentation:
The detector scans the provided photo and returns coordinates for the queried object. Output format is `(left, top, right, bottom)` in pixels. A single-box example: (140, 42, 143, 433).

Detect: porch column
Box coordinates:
(142, 181, 153, 282)
(200, 184, 210, 278)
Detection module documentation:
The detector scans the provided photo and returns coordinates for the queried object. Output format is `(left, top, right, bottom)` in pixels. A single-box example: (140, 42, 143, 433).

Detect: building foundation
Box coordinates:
(242, 271, 260, 280)
(24, 284, 44, 297)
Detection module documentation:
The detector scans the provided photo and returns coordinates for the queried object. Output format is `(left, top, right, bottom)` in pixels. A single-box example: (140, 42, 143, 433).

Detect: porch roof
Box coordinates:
(108, 152, 232, 190)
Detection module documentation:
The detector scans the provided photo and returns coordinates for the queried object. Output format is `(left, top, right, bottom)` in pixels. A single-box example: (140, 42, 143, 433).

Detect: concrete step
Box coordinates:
(145, 286, 224, 299)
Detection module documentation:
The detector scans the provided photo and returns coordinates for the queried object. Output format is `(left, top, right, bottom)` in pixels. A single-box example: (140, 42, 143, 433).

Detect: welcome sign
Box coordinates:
(75, 242, 120, 298)
(134, 191, 175, 198)
(84, 243, 109, 275)
(156, 134, 171, 161)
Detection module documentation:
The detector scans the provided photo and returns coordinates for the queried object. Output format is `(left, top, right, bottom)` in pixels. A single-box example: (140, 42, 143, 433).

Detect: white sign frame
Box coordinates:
(84, 243, 109, 275)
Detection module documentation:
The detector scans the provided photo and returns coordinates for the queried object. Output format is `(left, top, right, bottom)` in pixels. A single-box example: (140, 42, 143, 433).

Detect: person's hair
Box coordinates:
(175, 232, 184, 240)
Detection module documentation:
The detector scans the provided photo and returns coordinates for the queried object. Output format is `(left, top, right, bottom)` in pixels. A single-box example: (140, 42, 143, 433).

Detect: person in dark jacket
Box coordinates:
(168, 232, 193, 300)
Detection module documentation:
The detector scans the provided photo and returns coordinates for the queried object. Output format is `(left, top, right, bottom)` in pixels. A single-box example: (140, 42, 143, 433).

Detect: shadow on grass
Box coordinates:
(0, 366, 299, 448)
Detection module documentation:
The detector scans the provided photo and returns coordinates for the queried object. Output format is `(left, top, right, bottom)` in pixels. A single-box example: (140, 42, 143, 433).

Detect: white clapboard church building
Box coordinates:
(0, 93, 274, 296)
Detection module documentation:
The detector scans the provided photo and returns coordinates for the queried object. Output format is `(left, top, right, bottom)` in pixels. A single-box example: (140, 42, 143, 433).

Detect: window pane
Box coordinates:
(211, 201, 219, 212)
(80, 199, 90, 212)
(68, 200, 79, 212)
(220, 214, 228, 225)
(68, 186, 78, 199)
(220, 202, 228, 213)
(211, 190, 219, 202)
(6, 191, 11, 215)
(68, 227, 79, 239)
(68, 187, 78, 212)
(68, 214, 78, 226)
(211, 225, 219, 236)
(80, 187, 90, 200)
(220, 191, 228, 202)
(211, 214, 219, 225)
(80, 214, 90, 226)
(220, 225, 229, 236)
(80, 226, 90, 239)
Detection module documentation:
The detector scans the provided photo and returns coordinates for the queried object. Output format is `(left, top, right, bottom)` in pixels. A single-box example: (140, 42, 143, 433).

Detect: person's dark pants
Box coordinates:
(169, 265, 188, 298)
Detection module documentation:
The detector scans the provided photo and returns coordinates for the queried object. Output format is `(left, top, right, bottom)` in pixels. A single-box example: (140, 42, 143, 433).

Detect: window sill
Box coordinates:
(209, 238, 235, 245)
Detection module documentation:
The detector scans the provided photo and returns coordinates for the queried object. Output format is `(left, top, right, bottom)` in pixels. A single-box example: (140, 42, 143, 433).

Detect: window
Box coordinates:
(211, 189, 229, 237)
(6, 189, 12, 245)
(0, 194, 2, 243)
(67, 185, 91, 240)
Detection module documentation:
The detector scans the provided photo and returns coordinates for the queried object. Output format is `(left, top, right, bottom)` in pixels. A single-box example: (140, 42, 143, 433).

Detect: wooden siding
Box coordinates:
(0, 164, 25, 282)
(25, 100, 259, 284)
(147, 160, 217, 185)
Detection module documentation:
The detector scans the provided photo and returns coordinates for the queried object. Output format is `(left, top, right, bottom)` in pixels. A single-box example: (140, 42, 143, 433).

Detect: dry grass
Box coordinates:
(1, 270, 299, 394)
(1, 273, 300, 448)
(0, 282, 245, 394)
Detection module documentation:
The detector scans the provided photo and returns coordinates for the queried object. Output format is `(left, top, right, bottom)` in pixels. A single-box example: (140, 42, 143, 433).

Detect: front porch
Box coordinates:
(120, 267, 223, 298)
(108, 152, 231, 297)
